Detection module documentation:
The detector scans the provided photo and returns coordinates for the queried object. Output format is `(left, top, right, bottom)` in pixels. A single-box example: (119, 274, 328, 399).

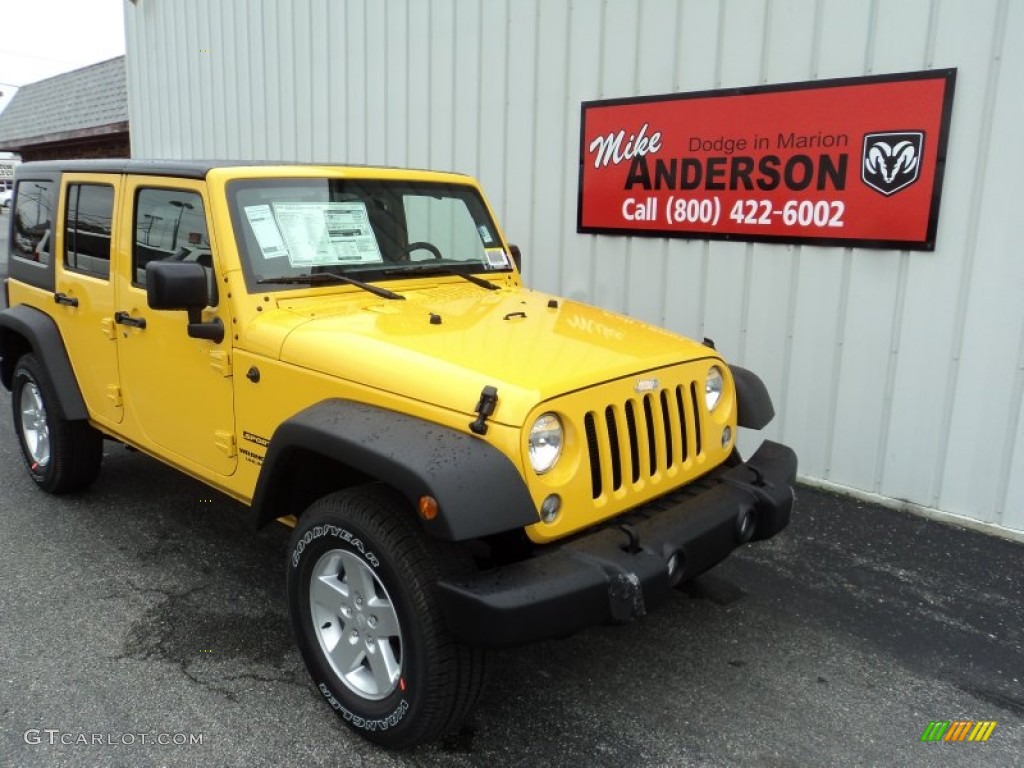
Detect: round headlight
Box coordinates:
(705, 366, 724, 411)
(528, 413, 563, 474)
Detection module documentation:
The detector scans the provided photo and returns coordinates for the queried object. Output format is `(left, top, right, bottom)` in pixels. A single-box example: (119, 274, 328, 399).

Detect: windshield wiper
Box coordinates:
(381, 266, 500, 291)
(257, 272, 405, 300)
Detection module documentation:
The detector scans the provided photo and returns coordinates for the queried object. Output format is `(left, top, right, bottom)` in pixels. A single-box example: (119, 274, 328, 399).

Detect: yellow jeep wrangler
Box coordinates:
(0, 160, 796, 748)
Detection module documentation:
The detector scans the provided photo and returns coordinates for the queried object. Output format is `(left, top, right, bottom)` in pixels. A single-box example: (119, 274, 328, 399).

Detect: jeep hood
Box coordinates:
(254, 283, 717, 427)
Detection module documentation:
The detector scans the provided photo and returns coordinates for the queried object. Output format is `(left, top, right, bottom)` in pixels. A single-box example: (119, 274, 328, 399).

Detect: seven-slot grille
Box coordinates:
(582, 382, 704, 499)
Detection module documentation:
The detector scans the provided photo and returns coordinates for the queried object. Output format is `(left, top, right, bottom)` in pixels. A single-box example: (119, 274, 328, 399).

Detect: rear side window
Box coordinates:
(133, 188, 210, 286)
(12, 180, 55, 265)
(64, 183, 115, 278)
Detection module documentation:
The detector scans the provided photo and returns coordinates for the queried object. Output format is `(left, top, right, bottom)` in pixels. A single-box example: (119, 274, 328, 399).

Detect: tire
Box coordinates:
(287, 485, 487, 749)
(11, 353, 103, 493)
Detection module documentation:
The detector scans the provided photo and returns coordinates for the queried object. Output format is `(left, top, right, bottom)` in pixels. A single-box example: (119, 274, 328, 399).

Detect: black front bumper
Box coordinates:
(437, 440, 797, 647)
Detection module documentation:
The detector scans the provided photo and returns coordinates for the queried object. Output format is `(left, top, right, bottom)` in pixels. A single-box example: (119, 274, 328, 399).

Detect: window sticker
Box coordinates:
(484, 248, 509, 269)
(477, 224, 495, 245)
(244, 204, 289, 259)
(272, 202, 383, 267)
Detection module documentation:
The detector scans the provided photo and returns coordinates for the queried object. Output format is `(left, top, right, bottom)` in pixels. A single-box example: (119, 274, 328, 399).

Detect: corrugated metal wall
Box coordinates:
(124, 0, 1024, 535)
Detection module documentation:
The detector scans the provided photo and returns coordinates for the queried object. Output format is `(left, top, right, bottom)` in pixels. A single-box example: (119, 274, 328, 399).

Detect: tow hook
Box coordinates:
(619, 523, 642, 554)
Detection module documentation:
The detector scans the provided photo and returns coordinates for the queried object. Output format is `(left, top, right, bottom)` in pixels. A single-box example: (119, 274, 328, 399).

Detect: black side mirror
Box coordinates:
(147, 260, 209, 309)
(146, 260, 224, 343)
(509, 244, 522, 272)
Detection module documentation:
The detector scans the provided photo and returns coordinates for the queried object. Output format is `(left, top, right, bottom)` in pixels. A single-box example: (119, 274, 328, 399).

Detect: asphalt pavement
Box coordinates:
(0, 209, 1022, 766)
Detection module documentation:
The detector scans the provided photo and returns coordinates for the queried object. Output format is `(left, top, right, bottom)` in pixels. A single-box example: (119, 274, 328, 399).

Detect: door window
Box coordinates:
(133, 188, 211, 287)
(64, 184, 115, 278)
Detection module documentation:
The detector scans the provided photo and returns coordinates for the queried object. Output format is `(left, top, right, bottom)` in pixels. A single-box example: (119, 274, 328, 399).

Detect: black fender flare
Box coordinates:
(730, 365, 775, 430)
(252, 399, 540, 540)
(0, 304, 89, 421)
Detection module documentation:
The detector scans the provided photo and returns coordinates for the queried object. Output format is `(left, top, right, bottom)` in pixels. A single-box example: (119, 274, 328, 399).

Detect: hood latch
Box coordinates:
(470, 386, 499, 435)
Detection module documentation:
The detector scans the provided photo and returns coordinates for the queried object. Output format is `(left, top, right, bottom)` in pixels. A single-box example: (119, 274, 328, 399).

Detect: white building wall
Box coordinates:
(124, 0, 1024, 535)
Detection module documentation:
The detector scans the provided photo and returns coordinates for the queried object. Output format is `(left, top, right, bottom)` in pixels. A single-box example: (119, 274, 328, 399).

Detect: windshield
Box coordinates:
(227, 178, 511, 290)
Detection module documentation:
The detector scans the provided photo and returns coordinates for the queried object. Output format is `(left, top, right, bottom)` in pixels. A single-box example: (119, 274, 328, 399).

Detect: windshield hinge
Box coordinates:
(470, 386, 498, 435)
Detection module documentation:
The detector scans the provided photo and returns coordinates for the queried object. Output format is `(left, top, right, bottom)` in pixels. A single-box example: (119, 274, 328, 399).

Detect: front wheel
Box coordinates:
(286, 485, 487, 748)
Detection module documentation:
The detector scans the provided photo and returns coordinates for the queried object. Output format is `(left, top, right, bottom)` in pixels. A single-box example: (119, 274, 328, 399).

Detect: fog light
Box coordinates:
(666, 551, 684, 587)
(540, 494, 561, 524)
(736, 509, 755, 542)
(721, 425, 732, 449)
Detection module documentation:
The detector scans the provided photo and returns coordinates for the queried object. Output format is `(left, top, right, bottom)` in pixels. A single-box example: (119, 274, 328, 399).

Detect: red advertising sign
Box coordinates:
(578, 70, 956, 250)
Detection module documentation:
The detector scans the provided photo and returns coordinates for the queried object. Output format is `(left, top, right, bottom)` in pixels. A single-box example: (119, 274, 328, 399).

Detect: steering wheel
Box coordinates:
(401, 241, 443, 260)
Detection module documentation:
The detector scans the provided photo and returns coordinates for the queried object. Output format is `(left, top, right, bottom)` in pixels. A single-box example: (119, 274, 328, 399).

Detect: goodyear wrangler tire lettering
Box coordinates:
(286, 485, 487, 748)
(319, 683, 409, 730)
(290, 524, 378, 568)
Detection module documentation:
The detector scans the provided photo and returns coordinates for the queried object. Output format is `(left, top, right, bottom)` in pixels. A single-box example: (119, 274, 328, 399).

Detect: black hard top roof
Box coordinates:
(14, 159, 467, 180)
(16, 159, 249, 179)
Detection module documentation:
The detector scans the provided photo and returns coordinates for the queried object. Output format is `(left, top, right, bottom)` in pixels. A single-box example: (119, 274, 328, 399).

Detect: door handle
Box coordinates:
(54, 292, 79, 307)
(114, 311, 147, 330)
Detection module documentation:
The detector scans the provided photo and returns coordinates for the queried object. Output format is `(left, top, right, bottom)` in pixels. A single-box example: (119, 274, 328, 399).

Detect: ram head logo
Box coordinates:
(862, 132, 925, 196)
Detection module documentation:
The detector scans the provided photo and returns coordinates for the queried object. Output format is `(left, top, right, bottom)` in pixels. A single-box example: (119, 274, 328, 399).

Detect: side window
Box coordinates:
(64, 184, 115, 278)
(12, 180, 55, 265)
(133, 188, 211, 287)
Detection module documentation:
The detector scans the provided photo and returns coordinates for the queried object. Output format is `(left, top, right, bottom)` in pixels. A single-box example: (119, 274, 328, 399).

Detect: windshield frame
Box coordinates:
(226, 176, 512, 294)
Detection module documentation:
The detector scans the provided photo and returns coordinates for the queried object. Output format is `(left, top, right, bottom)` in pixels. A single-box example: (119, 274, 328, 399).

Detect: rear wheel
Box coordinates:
(287, 485, 487, 748)
(11, 353, 103, 493)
